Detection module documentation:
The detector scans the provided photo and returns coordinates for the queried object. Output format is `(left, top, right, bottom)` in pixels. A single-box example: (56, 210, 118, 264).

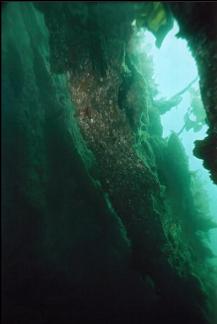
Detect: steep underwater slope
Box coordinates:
(2, 3, 133, 322)
(2, 2, 216, 323)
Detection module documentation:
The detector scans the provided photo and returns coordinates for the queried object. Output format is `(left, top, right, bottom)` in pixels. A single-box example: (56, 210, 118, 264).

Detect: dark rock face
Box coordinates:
(2, 2, 216, 324)
(169, 2, 217, 184)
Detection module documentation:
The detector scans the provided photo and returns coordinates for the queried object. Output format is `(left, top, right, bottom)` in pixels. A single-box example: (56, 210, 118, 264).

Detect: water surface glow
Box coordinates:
(139, 21, 217, 255)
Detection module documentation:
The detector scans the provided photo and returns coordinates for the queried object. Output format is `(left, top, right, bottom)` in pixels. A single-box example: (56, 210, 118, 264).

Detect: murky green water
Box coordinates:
(2, 3, 217, 323)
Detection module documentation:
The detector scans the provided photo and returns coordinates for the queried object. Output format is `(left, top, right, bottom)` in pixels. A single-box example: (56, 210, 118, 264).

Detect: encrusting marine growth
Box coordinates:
(2, 2, 217, 324)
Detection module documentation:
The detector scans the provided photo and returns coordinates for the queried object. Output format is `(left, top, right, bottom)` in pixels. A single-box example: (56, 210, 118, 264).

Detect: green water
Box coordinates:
(2, 3, 217, 323)
(136, 21, 217, 256)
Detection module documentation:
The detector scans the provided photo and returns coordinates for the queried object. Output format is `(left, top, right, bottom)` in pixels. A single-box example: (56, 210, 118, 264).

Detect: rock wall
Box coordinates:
(169, 2, 217, 184)
(2, 2, 216, 323)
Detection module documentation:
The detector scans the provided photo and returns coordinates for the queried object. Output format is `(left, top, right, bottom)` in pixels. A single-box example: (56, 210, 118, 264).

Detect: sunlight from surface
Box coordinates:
(139, 21, 217, 255)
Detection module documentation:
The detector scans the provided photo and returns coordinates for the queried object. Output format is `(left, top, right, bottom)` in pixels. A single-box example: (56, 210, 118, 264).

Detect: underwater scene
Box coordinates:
(2, 2, 217, 323)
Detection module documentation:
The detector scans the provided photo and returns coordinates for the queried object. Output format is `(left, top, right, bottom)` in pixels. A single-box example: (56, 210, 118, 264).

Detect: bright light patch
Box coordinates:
(138, 21, 217, 255)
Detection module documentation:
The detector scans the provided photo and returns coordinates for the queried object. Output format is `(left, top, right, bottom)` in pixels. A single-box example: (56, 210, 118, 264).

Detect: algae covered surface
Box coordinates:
(2, 2, 217, 323)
